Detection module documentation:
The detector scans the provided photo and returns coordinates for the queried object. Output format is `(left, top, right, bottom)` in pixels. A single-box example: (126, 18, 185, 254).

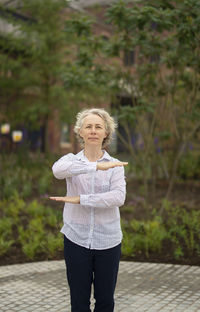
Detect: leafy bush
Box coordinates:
(121, 220, 135, 257)
(0, 238, 14, 256)
(0, 152, 56, 200)
(163, 199, 200, 259)
(38, 169, 53, 195)
(122, 217, 167, 258)
(0, 217, 14, 256)
(46, 234, 63, 257)
(0, 192, 63, 260)
(177, 151, 200, 180)
(1, 168, 200, 264)
(0, 152, 66, 262)
(121, 200, 200, 262)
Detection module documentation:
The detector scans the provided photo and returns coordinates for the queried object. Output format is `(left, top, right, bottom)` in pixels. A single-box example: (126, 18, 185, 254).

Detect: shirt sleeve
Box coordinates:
(80, 165, 126, 209)
(52, 153, 97, 179)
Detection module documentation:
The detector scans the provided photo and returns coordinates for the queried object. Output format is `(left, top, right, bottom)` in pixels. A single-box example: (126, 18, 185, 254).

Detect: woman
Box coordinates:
(50, 108, 127, 312)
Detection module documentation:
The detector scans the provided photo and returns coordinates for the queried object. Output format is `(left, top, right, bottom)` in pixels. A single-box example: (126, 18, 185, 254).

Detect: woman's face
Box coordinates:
(79, 114, 107, 148)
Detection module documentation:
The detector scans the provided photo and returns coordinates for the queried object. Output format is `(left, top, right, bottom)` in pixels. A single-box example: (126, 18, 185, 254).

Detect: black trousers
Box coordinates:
(64, 236, 121, 312)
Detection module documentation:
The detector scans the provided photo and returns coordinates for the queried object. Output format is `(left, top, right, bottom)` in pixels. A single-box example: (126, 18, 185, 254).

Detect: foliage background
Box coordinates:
(1, 151, 200, 266)
(1, 0, 200, 265)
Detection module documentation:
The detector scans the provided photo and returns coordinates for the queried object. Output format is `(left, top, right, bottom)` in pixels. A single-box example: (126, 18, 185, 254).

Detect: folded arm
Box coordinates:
(52, 153, 97, 179)
(52, 153, 128, 180)
(50, 166, 126, 209)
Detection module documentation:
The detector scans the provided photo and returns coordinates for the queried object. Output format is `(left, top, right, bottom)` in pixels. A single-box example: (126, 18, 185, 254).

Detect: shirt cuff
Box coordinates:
(80, 194, 90, 206)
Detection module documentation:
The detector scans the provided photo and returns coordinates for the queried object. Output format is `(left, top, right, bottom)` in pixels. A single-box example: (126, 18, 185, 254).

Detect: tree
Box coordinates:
(62, 12, 113, 107)
(62, 0, 200, 211)
(0, 0, 72, 152)
(103, 0, 200, 211)
(2, 0, 200, 205)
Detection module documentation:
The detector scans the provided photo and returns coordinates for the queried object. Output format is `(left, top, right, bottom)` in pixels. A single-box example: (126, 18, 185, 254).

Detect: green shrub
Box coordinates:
(21, 235, 46, 260)
(0, 217, 14, 256)
(5, 192, 26, 220)
(0, 153, 56, 200)
(26, 200, 44, 218)
(46, 233, 63, 257)
(121, 220, 135, 257)
(0, 153, 64, 261)
(131, 217, 167, 257)
(178, 151, 200, 180)
(0, 192, 63, 260)
(38, 169, 52, 195)
(121, 217, 168, 258)
(174, 246, 184, 260)
(163, 199, 200, 259)
(0, 217, 13, 236)
(46, 211, 59, 228)
(122, 200, 200, 261)
(0, 238, 14, 256)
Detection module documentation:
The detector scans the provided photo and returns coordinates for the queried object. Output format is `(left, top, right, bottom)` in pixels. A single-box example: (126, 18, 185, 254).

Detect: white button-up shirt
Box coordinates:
(52, 150, 126, 250)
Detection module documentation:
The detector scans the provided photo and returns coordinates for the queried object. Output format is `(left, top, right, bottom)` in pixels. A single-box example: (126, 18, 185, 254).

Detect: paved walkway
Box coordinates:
(0, 260, 200, 311)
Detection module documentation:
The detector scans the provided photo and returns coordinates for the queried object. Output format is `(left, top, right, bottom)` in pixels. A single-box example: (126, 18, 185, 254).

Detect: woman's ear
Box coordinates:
(79, 129, 83, 138)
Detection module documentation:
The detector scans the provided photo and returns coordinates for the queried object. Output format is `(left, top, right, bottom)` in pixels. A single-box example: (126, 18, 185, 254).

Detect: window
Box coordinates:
(123, 50, 135, 66)
(60, 123, 71, 148)
(150, 54, 160, 63)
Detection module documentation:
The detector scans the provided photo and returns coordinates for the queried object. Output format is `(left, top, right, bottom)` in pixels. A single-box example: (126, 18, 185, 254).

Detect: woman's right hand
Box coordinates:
(97, 161, 128, 171)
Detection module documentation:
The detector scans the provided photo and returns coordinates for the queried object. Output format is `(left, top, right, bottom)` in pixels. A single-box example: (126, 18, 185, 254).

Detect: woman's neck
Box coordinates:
(84, 147, 104, 162)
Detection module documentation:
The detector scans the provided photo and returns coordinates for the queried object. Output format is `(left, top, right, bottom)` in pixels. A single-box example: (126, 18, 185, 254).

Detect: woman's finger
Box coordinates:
(116, 162, 128, 166)
(49, 196, 66, 201)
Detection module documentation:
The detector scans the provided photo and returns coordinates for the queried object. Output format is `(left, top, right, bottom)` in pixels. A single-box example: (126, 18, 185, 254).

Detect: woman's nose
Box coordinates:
(90, 127, 96, 133)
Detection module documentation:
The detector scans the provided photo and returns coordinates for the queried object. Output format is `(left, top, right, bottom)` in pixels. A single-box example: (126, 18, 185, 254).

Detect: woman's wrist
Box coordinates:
(68, 196, 80, 204)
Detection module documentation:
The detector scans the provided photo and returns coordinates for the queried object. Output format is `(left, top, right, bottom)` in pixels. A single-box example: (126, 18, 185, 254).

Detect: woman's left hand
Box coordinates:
(49, 196, 80, 204)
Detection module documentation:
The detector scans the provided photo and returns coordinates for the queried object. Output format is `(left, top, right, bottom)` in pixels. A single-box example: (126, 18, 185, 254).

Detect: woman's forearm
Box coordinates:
(50, 196, 80, 204)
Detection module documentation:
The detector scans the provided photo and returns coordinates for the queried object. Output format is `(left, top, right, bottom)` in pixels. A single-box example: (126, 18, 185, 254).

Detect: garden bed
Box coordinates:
(1, 152, 200, 266)
(1, 178, 200, 266)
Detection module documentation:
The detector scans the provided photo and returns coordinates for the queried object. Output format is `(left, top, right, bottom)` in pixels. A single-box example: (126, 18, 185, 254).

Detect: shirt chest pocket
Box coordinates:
(102, 183, 110, 192)
(95, 170, 111, 193)
(95, 182, 110, 193)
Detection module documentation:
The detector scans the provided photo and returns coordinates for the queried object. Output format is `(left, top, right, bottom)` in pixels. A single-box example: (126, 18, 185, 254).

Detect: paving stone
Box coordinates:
(1, 260, 200, 311)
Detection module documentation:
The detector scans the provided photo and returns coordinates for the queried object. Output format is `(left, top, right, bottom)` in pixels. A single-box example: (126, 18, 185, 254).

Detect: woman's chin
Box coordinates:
(86, 140, 102, 147)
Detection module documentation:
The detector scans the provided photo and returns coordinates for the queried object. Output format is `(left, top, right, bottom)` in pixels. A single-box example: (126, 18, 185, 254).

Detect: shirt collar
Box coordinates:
(76, 149, 112, 161)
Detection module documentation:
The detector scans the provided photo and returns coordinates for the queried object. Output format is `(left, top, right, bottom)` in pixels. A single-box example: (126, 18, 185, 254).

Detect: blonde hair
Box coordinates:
(74, 108, 117, 148)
